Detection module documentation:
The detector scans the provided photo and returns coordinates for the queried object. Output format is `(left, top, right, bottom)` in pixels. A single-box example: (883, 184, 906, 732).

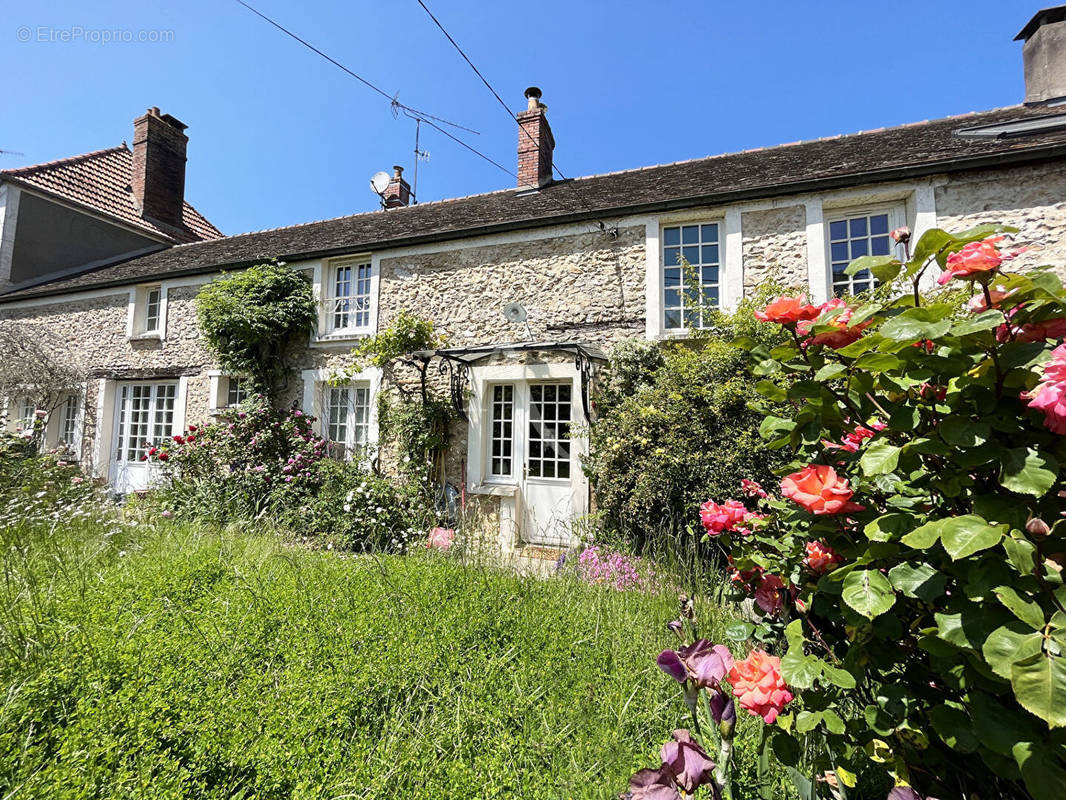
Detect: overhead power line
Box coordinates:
(412, 0, 613, 233)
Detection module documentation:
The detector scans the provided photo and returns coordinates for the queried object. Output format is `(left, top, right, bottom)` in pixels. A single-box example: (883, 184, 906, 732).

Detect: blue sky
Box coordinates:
(0, 1, 1036, 236)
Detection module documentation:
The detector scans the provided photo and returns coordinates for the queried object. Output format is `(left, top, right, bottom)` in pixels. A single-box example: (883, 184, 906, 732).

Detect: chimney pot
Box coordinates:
(1015, 5, 1066, 105)
(132, 107, 188, 227)
(384, 165, 411, 208)
(516, 86, 554, 190)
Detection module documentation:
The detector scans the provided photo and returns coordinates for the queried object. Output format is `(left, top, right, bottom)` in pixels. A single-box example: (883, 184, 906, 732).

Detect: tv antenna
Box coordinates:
(502, 302, 533, 341)
(400, 107, 477, 206)
(0, 149, 24, 158)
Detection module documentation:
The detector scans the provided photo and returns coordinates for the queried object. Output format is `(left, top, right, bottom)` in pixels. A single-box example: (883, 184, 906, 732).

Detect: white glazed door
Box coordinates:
(109, 382, 177, 493)
(519, 381, 576, 546)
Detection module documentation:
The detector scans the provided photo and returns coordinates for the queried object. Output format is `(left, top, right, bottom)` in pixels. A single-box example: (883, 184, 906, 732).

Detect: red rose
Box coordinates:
(754, 295, 822, 325)
(158, 452, 169, 461)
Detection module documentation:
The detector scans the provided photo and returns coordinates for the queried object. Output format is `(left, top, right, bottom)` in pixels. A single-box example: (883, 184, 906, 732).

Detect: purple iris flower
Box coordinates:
(628, 730, 720, 800)
(657, 640, 734, 689)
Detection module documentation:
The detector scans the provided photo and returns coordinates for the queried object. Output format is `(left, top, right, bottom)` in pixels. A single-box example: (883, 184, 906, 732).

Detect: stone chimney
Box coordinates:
(516, 87, 554, 190)
(384, 165, 411, 208)
(132, 107, 188, 227)
(1015, 6, 1066, 105)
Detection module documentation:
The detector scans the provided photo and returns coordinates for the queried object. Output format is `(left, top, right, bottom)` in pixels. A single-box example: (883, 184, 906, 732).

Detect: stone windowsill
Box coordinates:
(469, 482, 517, 497)
(128, 332, 164, 344)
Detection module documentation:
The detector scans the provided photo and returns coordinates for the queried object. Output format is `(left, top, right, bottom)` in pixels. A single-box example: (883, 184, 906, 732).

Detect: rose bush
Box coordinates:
(703, 225, 1066, 799)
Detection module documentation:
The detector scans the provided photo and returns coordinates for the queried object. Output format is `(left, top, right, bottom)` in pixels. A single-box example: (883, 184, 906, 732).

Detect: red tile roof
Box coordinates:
(0, 145, 222, 244)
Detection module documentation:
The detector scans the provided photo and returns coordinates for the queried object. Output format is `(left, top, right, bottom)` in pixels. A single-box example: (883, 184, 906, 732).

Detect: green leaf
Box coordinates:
(821, 663, 857, 689)
(853, 352, 902, 373)
(864, 513, 916, 542)
(1000, 447, 1059, 497)
(784, 619, 804, 650)
(901, 519, 942, 549)
(929, 704, 979, 752)
(1011, 650, 1066, 728)
(983, 622, 1045, 680)
(888, 561, 947, 601)
(844, 254, 899, 278)
(759, 416, 795, 438)
(780, 650, 821, 690)
(795, 710, 823, 733)
(821, 709, 846, 735)
(909, 228, 954, 267)
(842, 569, 896, 619)
(755, 380, 787, 402)
(994, 585, 1046, 630)
(1003, 533, 1038, 575)
(814, 363, 848, 382)
(771, 732, 802, 767)
(951, 309, 1005, 336)
(860, 439, 900, 476)
(724, 621, 755, 641)
(939, 515, 1007, 560)
(879, 306, 953, 342)
(938, 417, 990, 448)
(1013, 741, 1066, 800)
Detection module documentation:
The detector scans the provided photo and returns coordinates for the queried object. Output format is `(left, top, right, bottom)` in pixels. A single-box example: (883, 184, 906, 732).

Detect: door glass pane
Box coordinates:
(526, 382, 572, 482)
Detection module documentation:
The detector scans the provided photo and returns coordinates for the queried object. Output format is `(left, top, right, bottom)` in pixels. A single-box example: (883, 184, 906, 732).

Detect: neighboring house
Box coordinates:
(0, 107, 222, 291)
(2, 9, 1066, 556)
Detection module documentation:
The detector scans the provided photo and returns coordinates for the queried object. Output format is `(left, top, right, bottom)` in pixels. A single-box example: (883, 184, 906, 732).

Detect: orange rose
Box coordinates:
(726, 649, 793, 724)
(799, 298, 871, 349)
(754, 295, 822, 325)
(781, 464, 865, 515)
(937, 236, 1019, 285)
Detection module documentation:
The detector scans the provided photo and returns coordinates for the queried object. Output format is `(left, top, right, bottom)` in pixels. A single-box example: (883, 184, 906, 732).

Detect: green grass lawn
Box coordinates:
(0, 517, 784, 799)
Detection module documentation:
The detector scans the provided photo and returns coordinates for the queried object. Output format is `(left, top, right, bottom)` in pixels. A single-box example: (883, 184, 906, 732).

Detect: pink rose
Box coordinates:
(937, 237, 1023, 285)
(754, 574, 786, 615)
(805, 540, 842, 573)
(781, 464, 865, 515)
(968, 288, 1014, 313)
(727, 650, 794, 724)
(798, 298, 872, 349)
(1022, 344, 1066, 434)
(740, 479, 768, 499)
(699, 499, 753, 536)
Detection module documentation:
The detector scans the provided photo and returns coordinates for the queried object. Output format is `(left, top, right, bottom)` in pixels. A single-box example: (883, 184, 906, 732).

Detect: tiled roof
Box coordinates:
(0, 145, 222, 244)
(4, 104, 1066, 302)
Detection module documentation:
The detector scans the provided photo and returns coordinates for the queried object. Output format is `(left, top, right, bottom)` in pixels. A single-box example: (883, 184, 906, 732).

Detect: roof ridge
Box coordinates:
(568, 104, 1026, 184)
(0, 143, 129, 177)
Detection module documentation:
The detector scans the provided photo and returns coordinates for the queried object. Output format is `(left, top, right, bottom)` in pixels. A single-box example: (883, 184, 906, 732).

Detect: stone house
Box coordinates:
(2, 8, 1066, 556)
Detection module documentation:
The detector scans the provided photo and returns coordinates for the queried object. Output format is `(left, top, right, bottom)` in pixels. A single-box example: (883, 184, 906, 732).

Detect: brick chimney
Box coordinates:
(384, 165, 411, 208)
(516, 87, 554, 190)
(1015, 6, 1066, 105)
(132, 107, 188, 227)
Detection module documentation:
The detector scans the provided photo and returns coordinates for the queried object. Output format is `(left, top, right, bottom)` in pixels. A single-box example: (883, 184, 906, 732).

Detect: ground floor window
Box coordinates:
(324, 384, 370, 460)
(59, 393, 80, 449)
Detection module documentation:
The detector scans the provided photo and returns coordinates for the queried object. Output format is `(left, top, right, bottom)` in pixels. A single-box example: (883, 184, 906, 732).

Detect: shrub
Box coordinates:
(297, 459, 429, 551)
(694, 226, 1066, 799)
(0, 428, 102, 527)
(195, 261, 316, 395)
(146, 396, 330, 520)
(585, 302, 788, 547)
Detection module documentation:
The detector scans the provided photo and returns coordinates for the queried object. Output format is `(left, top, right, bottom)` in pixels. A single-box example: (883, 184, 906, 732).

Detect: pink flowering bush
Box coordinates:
(146, 395, 331, 520)
(709, 225, 1066, 799)
(575, 545, 656, 592)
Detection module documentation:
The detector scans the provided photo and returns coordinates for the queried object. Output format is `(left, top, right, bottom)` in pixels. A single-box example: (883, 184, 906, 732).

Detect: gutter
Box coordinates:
(4, 141, 1066, 304)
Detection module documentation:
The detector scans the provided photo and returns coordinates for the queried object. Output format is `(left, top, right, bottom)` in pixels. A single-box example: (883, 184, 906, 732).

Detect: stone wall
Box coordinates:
(935, 163, 1066, 275)
(741, 205, 808, 292)
(377, 224, 647, 349)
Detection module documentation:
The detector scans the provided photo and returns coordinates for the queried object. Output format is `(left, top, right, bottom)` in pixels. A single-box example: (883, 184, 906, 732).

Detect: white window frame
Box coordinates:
(312, 255, 378, 343)
(823, 203, 907, 298)
(486, 382, 516, 483)
(127, 283, 168, 340)
(207, 371, 252, 414)
(659, 219, 724, 332)
(300, 368, 381, 462)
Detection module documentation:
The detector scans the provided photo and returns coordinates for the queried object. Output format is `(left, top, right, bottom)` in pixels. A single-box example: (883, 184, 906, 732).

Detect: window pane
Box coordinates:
(664, 309, 682, 329)
(831, 242, 849, 262)
(849, 217, 867, 238)
(829, 220, 847, 240)
(681, 225, 699, 244)
(850, 239, 868, 258)
(701, 266, 719, 285)
(663, 226, 680, 246)
(663, 247, 680, 267)
(871, 236, 890, 256)
(664, 268, 681, 287)
(682, 246, 699, 264)
(870, 214, 889, 235)
(664, 289, 681, 307)
(702, 244, 719, 264)
(701, 224, 719, 242)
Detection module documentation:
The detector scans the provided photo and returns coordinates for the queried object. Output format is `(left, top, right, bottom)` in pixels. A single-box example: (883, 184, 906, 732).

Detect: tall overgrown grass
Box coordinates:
(0, 514, 789, 799)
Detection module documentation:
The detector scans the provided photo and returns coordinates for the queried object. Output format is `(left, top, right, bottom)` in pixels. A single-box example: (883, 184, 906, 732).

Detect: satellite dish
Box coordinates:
(370, 171, 391, 195)
(502, 302, 528, 323)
